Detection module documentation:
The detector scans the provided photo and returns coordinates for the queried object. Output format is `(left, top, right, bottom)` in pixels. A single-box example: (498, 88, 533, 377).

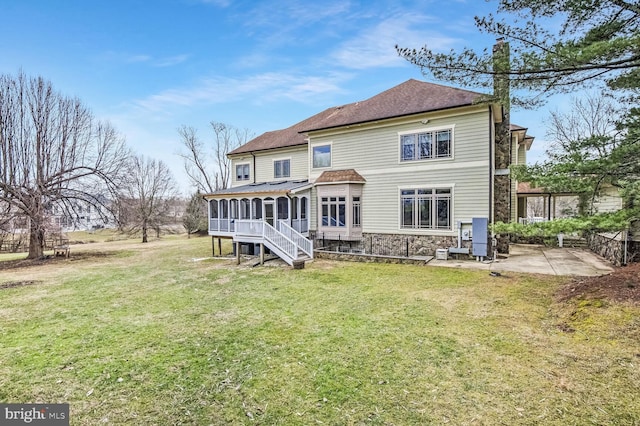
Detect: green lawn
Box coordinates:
(0, 236, 638, 425)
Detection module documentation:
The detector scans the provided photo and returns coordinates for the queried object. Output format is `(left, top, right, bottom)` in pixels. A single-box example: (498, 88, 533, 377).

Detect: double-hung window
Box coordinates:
(400, 128, 452, 161)
(401, 188, 451, 230)
(274, 159, 290, 179)
(236, 163, 250, 181)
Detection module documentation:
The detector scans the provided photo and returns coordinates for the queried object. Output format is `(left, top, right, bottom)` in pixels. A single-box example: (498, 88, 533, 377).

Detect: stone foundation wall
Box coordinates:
(587, 232, 639, 266)
(314, 250, 431, 265)
(316, 232, 471, 258)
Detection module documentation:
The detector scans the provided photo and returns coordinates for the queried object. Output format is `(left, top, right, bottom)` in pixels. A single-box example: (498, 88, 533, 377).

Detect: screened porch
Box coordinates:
(208, 195, 310, 237)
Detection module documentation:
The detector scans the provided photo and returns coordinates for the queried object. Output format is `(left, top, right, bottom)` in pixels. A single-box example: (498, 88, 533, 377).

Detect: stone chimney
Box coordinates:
(492, 39, 512, 254)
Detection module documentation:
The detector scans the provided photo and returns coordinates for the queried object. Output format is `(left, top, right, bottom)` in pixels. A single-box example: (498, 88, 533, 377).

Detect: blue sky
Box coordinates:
(2, 0, 566, 192)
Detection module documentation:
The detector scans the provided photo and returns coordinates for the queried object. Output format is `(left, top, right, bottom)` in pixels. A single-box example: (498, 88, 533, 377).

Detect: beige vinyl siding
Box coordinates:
(517, 144, 526, 165)
(307, 107, 492, 235)
(594, 186, 623, 213)
(230, 146, 307, 186)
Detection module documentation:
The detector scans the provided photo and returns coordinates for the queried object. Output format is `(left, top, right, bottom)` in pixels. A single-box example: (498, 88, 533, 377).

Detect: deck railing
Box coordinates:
(263, 221, 298, 261)
(279, 220, 313, 258)
(235, 219, 264, 236)
(210, 218, 235, 232)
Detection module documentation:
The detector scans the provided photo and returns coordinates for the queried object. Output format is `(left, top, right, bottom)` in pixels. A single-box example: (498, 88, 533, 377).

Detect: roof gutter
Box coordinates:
(297, 103, 481, 134)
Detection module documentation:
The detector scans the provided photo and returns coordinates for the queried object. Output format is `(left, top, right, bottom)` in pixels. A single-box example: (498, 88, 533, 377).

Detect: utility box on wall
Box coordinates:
(461, 224, 472, 241)
(472, 217, 488, 257)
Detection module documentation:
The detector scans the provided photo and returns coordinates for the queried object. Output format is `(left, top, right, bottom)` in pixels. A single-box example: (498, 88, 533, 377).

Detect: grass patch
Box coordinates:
(0, 237, 638, 425)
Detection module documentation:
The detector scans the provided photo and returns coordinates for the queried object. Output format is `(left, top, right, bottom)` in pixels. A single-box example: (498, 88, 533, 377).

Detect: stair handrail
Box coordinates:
(263, 221, 298, 261)
(278, 220, 313, 258)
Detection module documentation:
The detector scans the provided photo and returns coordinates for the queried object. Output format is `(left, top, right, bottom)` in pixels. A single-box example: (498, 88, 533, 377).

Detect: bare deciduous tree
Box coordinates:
(177, 121, 254, 193)
(546, 93, 622, 159)
(0, 71, 130, 258)
(119, 155, 178, 243)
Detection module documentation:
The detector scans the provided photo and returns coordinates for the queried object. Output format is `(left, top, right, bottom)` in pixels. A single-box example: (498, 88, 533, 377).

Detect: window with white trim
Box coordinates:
(236, 163, 250, 181)
(352, 196, 361, 227)
(401, 188, 451, 230)
(321, 196, 346, 227)
(400, 129, 452, 161)
(274, 159, 290, 178)
(313, 144, 331, 168)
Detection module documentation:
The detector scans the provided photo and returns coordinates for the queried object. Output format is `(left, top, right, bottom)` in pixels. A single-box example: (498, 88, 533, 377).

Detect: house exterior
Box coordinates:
(204, 79, 533, 265)
(517, 182, 624, 223)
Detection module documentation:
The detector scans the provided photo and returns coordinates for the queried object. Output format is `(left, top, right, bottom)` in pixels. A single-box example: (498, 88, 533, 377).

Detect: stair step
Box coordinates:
(562, 238, 588, 248)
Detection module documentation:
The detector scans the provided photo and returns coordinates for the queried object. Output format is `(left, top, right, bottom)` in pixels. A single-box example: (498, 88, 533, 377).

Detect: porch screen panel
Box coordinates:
(251, 198, 262, 219)
(277, 197, 288, 220)
(300, 198, 307, 219)
(240, 198, 250, 219)
(292, 197, 298, 220)
(220, 200, 228, 218)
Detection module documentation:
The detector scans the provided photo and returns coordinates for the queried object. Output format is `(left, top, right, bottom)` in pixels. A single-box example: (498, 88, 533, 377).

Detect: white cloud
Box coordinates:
(96, 51, 189, 67)
(130, 72, 352, 114)
(331, 13, 460, 69)
(154, 54, 190, 67)
(194, 0, 231, 7)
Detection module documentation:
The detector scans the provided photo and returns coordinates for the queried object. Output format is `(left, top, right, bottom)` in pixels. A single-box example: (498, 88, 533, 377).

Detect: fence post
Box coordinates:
(406, 238, 409, 257)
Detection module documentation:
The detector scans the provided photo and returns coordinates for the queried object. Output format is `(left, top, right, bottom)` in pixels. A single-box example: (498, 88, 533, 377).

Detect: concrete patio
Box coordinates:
(428, 244, 615, 276)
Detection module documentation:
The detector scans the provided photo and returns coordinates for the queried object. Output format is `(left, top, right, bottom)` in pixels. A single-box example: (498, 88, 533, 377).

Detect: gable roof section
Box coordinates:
(299, 79, 484, 133)
(230, 79, 484, 155)
(228, 120, 309, 155)
(510, 123, 535, 150)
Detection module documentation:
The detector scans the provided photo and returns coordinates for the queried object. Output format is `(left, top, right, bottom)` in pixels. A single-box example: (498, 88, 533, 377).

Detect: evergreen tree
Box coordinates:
(183, 192, 207, 238)
(397, 0, 640, 105)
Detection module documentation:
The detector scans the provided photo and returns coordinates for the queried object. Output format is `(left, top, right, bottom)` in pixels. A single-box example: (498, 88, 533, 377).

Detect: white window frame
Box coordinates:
(320, 195, 347, 227)
(398, 125, 455, 163)
(273, 158, 291, 179)
(312, 143, 332, 169)
(352, 196, 361, 228)
(235, 163, 250, 181)
(398, 185, 454, 232)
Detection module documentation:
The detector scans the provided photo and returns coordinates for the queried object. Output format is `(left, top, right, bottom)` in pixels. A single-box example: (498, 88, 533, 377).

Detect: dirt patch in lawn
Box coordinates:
(0, 280, 44, 290)
(0, 251, 121, 271)
(557, 262, 640, 304)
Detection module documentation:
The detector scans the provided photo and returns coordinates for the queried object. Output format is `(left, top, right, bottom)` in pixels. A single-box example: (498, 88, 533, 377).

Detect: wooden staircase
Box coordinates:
(233, 219, 313, 267)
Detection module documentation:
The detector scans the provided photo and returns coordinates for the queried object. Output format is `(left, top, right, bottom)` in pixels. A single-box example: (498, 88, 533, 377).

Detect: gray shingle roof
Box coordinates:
(204, 180, 310, 197)
(229, 79, 484, 155)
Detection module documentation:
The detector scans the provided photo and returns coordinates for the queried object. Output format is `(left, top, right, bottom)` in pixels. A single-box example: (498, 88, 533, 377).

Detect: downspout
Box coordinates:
(250, 152, 256, 183)
(489, 105, 495, 246)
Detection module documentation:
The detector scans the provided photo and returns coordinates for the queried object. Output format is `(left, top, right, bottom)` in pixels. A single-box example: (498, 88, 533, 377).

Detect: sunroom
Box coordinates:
(203, 180, 312, 238)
